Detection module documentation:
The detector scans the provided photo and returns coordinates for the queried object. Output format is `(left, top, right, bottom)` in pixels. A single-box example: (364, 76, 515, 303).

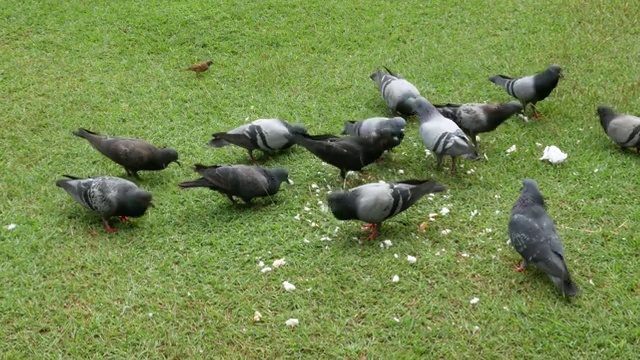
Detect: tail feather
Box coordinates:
(382, 66, 396, 76)
(178, 177, 214, 189)
(72, 128, 99, 138)
(551, 275, 580, 297)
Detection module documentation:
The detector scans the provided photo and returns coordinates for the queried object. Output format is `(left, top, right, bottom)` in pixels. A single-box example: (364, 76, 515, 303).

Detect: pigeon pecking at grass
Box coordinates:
(411, 97, 480, 172)
(488, 65, 563, 119)
(434, 101, 523, 149)
(290, 130, 398, 179)
(370, 66, 422, 118)
(207, 119, 312, 163)
(56, 175, 154, 233)
(327, 179, 446, 240)
(342, 116, 406, 151)
(596, 105, 640, 152)
(178, 164, 291, 205)
(73, 128, 180, 179)
(508, 179, 580, 297)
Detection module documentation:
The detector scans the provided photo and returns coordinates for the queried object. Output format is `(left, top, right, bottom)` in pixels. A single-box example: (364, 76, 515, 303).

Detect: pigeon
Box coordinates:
(342, 116, 406, 151)
(434, 101, 523, 149)
(178, 164, 291, 204)
(290, 131, 398, 178)
(596, 105, 640, 151)
(508, 179, 580, 297)
(489, 65, 563, 119)
(370, 67, 421, 117)
(56, 175, 153, 233)
(73, 128, 180, 178)
(410, 97, 479, 172)
(185, 60, 213, 76)
(327, 179, 446, 240)
(207, 119, 310, 162)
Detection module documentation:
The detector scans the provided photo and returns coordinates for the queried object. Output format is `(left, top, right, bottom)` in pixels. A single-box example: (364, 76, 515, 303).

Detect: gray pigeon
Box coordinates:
(434, 101, 523, 149)
(489, 65, 563, 119)
(178, 164, 291, 204)
(327, 179, 446, 240)
(410, 97, 479, 172)
(342, 116, 406, 151)
(207, 119, 308, 162)
(73, 128, 180, 178)
(56, 175, 153, 233)
(597, 105, 640, 151)
(509, 179, 579, 297)
(370, 67, 421, 117)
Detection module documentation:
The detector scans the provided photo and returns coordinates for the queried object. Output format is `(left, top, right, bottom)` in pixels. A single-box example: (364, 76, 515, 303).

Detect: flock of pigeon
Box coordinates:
(56, 63, 640, 298)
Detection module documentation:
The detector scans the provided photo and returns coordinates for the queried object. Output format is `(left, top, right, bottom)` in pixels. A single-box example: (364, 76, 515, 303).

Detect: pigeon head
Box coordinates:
(289, 123, 309, 136)
(596, 105, 617, 129)
(504, 101, 524, 113)
(518, 179, 545, 207)
(327, 191, 357, 220)
(369, 68, 385, 86)
(389, 117, 407, 132)
(374, 128, 402, 150)
(547, 64, 563, 78)
(206, 60, 213, 66)
(270, 167, 291, 185)
(157, 148, 180, 167)
(118, 190, 154, 217)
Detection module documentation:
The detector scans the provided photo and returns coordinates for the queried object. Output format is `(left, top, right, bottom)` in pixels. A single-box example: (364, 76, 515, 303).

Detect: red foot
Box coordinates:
(365, 230, 379, 241)
(376, 158, 384, 163)
(513, 262, 525, 272)
(104, 224, 118, 233)
(533, 112, 542, 119)
(360, 223, 379, 241)
(119, 216, 129, 222)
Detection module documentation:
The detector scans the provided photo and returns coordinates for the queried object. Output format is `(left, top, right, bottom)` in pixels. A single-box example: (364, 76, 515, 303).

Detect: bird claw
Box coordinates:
(104, 225, 118, 233)
(513, 262, 525, 272)
(119, 216, 129, 222)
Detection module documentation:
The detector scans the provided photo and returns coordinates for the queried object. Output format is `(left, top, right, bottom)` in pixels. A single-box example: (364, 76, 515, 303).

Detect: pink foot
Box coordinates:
(104, 224, 118, 233)
(119, 216, 129, 222)
(513, 262, 525, 272)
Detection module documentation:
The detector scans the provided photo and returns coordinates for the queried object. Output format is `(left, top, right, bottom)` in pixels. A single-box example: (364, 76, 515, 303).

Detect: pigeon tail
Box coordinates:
(178, 178, 213, 189)
(72, 128, 100, 139)
(552, 276, 580, 297)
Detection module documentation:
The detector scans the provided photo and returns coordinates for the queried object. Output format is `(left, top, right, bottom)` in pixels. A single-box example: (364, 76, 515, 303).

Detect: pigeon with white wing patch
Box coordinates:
(327, 179, 446, 240)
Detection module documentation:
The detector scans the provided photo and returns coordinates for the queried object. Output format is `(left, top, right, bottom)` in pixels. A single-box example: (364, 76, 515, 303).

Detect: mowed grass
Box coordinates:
(1, 0, 639, 357)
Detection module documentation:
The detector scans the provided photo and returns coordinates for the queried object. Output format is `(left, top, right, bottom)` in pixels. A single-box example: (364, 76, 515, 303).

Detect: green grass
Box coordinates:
(2, 0, 639, 358)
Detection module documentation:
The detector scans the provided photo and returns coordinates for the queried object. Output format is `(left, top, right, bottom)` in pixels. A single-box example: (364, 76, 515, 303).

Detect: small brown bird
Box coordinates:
(185, 60, 213, 76)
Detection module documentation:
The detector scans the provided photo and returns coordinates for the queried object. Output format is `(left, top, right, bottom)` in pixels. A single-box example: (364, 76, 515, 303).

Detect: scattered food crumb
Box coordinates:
(589, 279, 595, 286)
(441, 229, 451, 235)
(273, 258, 286, 268)
(485, 228, 493, 233)
(383, 239, 393, 248)
(258, 261, 265, 268)
(406, 255, 417, 263)
(285, 318, 299, 327)
(535, 142, 542, 147)
(303, 238, 310, 243)
(320, 236, 332, 242)
(394, 254, 399, 258)
(494, 194, 501, 199)
(594, 168, 599, 173)
(461, 253, 469, 258)
(283, 281, 296, 291)
(470, 297, 480, 305)
(148, 313, 153, 318)
(473, 326, 480, 333)
(466, 168, 475, 175)
(506, 239, 511, 245)
(393, 317, 400, 322)
(539, 145, 568, 164)
(5, 224, 16, 231)
(261, 267, 272, 274)
(506, 144, 517, 153)
(253, 311, 262, 322)
(311, 183, 319, 189)
(418, 222, 428, 231)
(470, 210, 478, 217)
(310, 222, 318, 228)
(304, 207, 311, 212)
(503, 306, 509, 311)
(495, 210, 501, 215)
(398, 169, 405, 174)
(440, 207, 450, 216)
(392, 275, 399, 283)
(294, 214, 301, 221)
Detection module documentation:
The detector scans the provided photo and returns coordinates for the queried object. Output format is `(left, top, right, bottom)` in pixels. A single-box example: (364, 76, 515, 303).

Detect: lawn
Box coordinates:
(1, 0, 639, 358)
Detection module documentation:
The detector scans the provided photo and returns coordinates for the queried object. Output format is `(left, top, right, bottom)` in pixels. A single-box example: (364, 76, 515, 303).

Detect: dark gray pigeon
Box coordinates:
(409, 97, 479, 172)
(56, 175, 153, 233)
(290, 131, 398, 178)
(327, 179, 446, 240)
(73, 128, 180, 178)
(597, 105, 640, 151)
(207, 119, 308, 162)
(342, 116, 406, 151)
(370, 67, 421, 117)
(508, 179, 579, 297)
(489, 65, 563, 119)
(178, 164, 290, 204)
(434, 101, 523, 149)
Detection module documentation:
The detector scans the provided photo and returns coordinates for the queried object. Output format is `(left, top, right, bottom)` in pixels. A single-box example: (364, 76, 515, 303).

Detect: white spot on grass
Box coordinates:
(148, 313, 153, 318)
(320, 236, 332, 242)
(285, 318, 299, 327)
(470, 210, 478, 217)
(282, 281, 296, 291)
(461, 253, 469, 258)
(393, 254, 399, 258)
(406, 255, 417, 263)
(441, 229, 451, 235)
(261, 267, 272, 273)
(470, 297, 480, 305)
(503, 306, 509, 311)
(440, 207, 450, 216)
(5, 224, 16, 231)
(539, 145, 568, 164)
(304, 207, 311, 212)
(273, 258, 286, 268)
(589, 279, 595, 286)
(253, 311, 262, 322)
(303, 238, 310, 243)
(472, 325, 480, 333)
(495, 210, 501, 215)
(506, 145, 517, 153)
(311, 183, 319, 189)
(258, 261, 265, 268)
(293, 214, 301, 221)
(393, 317, 400, 322)
(392, 275, 399, 283)
(594, 168, 599, 173)
(382, 239, 392, 248)
(398, 169, 405, 174)
(466, 168, 475, 174)
(310, 222, 318, 228)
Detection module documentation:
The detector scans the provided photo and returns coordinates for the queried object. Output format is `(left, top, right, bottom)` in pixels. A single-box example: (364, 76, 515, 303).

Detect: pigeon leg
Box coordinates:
(226, 194, 237, 204)
(514, 261, 526, 272)
(102, 219, 118, 233)
(119, 216, 129, 222)
(435, 154, 444, 169)
(531, 103, 542, 118)
(248, 150, 257, 163)
(360, 223, 380, 241)
(449, 156, 458, 173)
